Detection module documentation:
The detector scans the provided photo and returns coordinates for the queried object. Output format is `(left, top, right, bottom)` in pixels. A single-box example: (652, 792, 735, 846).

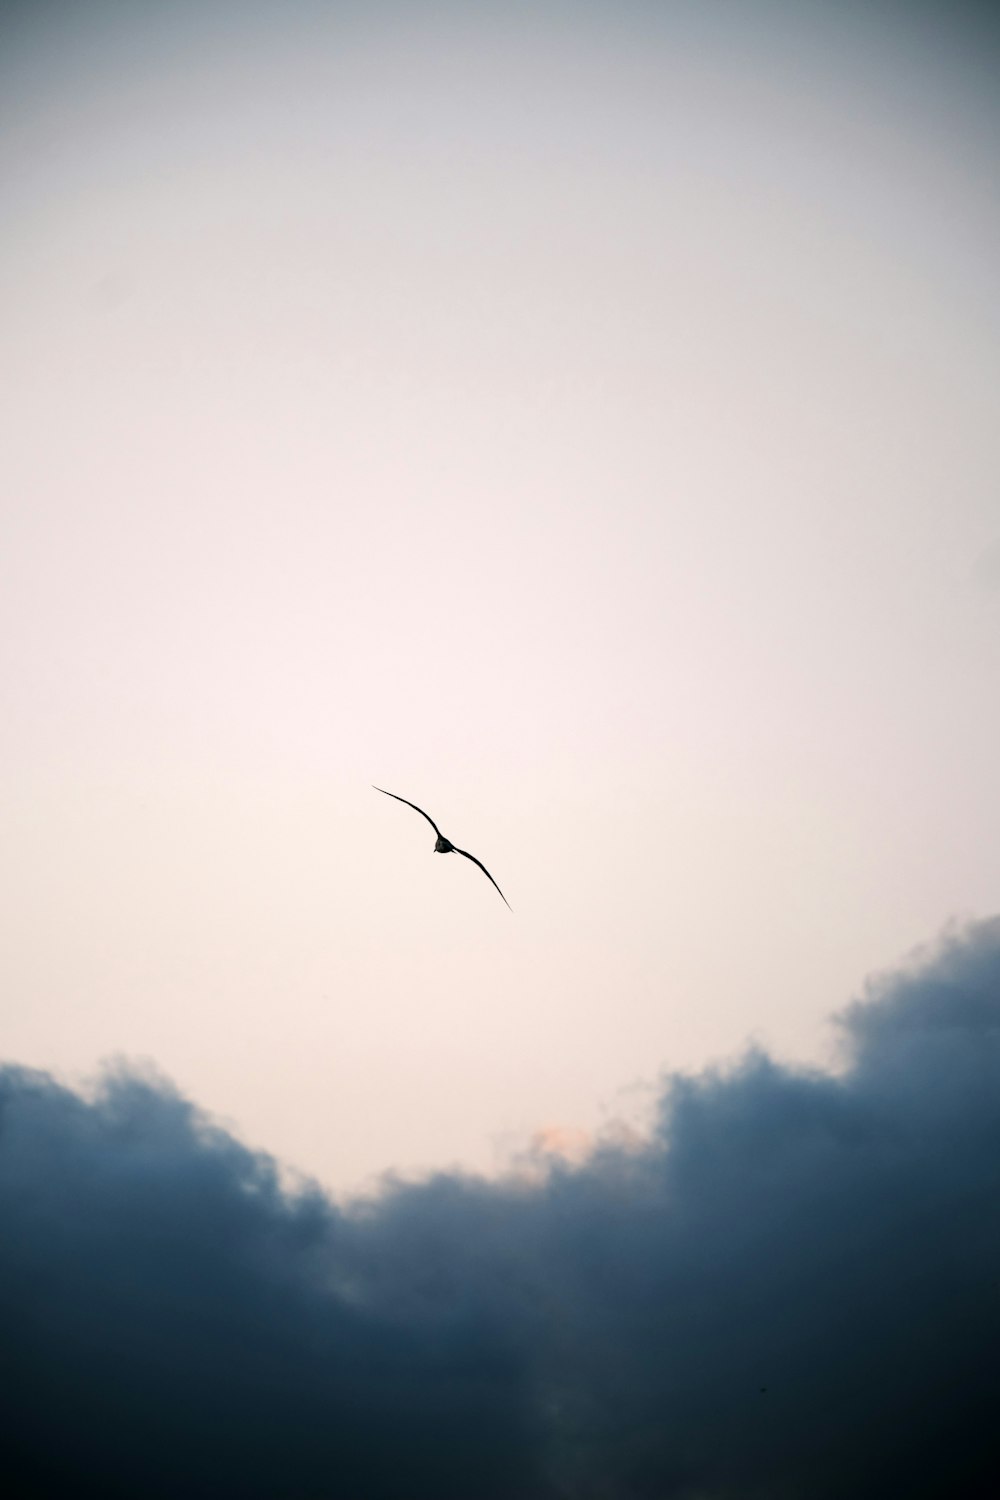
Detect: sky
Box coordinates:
(2, 0, 999, 1204)
(3, 3, 1000, 1495)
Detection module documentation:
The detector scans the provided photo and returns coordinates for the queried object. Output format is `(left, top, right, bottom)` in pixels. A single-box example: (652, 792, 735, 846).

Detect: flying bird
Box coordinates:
(373, 786, 511, 908)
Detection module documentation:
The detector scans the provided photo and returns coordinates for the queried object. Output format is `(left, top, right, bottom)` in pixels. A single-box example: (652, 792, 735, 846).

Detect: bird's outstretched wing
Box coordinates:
(372, 786, 442, 838)
(453, 846, 512, 909)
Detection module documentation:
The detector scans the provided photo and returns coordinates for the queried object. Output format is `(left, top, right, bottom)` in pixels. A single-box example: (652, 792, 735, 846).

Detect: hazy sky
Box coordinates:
(2, 0, 999, 1193)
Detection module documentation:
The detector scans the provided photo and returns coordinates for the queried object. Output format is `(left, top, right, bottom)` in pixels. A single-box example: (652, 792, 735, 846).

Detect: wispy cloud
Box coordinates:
(3, 918, 1000, 1497)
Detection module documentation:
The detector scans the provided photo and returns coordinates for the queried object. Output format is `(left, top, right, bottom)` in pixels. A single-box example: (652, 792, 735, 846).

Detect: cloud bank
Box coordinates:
(3, 919, 1000, 1497)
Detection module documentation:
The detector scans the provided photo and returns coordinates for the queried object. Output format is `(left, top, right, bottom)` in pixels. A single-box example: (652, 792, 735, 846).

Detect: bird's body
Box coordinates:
(373, 787, 510, 908)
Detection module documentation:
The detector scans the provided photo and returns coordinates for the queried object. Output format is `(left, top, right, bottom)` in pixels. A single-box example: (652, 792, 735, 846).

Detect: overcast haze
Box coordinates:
(3, 0, 999, 1193)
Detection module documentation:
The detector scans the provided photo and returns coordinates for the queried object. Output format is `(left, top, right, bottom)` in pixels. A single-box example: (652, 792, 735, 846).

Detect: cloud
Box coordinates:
(3, 919, 1000, 1498)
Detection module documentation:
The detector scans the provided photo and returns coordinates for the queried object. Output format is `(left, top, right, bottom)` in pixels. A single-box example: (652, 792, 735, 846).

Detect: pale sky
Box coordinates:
(2, 0, 998, 1195)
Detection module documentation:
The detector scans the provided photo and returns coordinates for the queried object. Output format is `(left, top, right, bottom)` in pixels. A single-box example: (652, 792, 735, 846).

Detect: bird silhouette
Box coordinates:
(373, 786, 511, 908)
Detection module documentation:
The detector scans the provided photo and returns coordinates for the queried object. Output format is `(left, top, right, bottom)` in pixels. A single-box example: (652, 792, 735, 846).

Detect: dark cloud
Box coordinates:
(3, 919, 1000, 1498)
(0, 1067, 545, 1500)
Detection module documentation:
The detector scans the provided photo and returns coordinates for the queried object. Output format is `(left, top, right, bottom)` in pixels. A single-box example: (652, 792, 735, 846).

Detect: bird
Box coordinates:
(373, 786, 511, 908)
